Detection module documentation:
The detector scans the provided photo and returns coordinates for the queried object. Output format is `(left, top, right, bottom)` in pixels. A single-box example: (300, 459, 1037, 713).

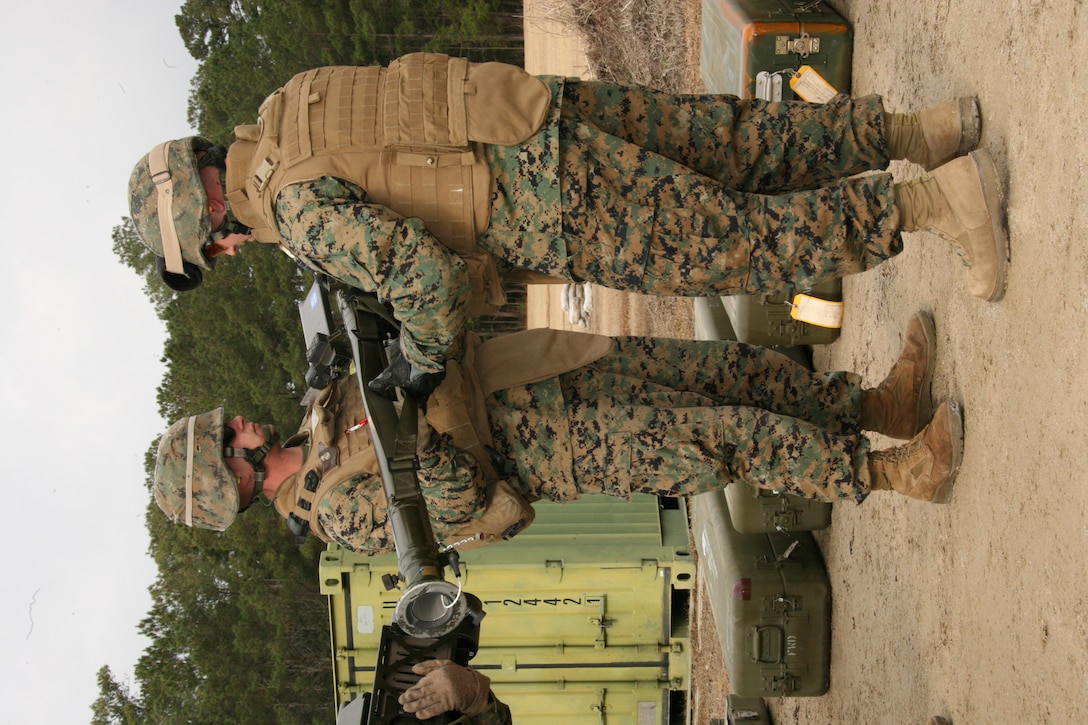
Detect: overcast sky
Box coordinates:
(0, 2, 201, 722)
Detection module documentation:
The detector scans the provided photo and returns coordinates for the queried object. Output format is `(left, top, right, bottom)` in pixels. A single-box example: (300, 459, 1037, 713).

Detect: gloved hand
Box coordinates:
(398, 660, 491, 718)
(368, 346, 445, 399)
(560, 282, 593, 328)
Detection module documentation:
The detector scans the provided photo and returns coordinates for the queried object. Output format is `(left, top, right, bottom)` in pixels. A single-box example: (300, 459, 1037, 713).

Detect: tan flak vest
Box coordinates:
(225, 54, 554, 316)
(274, 328, 615, 552)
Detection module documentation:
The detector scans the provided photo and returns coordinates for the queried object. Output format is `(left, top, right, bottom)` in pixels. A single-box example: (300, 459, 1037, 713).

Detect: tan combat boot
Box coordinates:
(866, 401, 964, 503)
(886, 97, 981, 169)
(895, 149, 1009, 302)
(860, 311, 936, 440)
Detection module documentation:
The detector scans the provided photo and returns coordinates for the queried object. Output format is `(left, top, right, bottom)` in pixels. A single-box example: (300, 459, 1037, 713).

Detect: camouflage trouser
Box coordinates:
(562, 337, 870, 503)
(559, 81, 902, 296)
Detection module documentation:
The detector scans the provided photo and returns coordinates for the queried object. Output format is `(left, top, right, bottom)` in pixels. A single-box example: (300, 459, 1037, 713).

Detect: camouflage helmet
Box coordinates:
(153, 408, 241, 531)
(128, 137, 216, 288)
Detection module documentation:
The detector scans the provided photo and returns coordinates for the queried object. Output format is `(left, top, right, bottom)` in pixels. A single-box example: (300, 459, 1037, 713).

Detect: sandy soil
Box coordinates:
(523, 1, 1088, 723)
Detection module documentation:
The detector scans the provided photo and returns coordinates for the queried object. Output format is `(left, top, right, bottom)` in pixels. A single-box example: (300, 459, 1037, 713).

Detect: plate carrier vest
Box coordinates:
(225, 54, 553, 316)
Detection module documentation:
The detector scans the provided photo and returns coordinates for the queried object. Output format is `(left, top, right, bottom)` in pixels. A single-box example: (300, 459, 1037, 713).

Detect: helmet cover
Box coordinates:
(128, 137, 215, 272)
(153, 408, 240, 531)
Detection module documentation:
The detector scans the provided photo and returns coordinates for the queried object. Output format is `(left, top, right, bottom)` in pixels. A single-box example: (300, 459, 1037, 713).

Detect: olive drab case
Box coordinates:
(693, 297, 833, 533)
(699, 0, 853, 347)
(719, 278, 843, 348)
(724, 483, 832, 534)
(692, 490, 831, 697)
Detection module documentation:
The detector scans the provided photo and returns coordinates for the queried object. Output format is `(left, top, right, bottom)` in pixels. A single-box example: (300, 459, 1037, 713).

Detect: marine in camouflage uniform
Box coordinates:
(276, 80, 897, 372)
(260, 61, 1004, 377)
(154, 315, 960, 559)
(151, 324, 951, 724)
(318, 321, 954, 554)
(131, 57, 1005, 380)
(319, 340, 864, 555)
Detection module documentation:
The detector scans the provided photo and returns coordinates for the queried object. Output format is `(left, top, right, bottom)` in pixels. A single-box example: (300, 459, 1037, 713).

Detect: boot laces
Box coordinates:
(875, 436, 925, 465)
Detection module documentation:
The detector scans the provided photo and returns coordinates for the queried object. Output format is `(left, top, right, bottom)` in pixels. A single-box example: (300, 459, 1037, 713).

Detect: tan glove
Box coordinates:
(398, 660, 491, 718)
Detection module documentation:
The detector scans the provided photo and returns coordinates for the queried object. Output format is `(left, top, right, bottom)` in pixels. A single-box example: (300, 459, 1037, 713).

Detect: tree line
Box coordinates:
(95, 2, 524, 723)
(181, 0, 525, 143)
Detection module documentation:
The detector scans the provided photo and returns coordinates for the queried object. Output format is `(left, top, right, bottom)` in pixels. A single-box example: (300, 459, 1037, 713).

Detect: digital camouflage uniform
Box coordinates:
(275, 77, 900, 371)
(309, 431, 489, 555)
(316, 333, 870, 557)
(484, 81, 898, 296)
(486, 336, 869, 504)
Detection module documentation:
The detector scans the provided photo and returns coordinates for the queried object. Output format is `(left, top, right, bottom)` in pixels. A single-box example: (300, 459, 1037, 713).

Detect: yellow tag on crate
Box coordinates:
(789, 65, 838, 104)
(789, 293, 844, 329)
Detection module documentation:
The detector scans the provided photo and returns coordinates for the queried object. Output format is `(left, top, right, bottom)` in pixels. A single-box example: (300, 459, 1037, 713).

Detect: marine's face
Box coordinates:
(211, 232, 251, 256)
(226, 415, 267, 449)
(199, 163, 251, 256)
(199, 164, 229, 232)
(223, 416, 269, 507)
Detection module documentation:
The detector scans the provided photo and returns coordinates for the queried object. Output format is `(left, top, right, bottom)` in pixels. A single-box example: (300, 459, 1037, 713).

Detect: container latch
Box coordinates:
(776, 32, 820, 58)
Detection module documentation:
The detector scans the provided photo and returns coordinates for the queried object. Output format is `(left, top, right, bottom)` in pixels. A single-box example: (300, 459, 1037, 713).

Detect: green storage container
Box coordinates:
(719, 278, 843, 348)
(324, 494, 695, 724)
(692, 490, 831, 697)
(723, 483, 831, 534)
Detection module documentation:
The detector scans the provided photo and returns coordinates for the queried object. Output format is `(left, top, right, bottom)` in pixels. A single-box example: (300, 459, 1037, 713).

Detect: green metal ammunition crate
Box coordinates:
(724, 483, 831, 534)
(324, 494, 695, 724)
(719, 278, 843, 348)
(692, 490, 831, 697)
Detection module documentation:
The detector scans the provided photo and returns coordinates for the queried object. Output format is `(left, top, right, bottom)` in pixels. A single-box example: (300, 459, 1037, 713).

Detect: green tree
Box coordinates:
(179, 0, 525, 135)
(90, 666, 146, 725)
(111, 218, 173, 314)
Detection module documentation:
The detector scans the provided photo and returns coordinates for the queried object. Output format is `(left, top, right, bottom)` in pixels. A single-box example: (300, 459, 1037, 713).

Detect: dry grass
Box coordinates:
(535, 0, 691, 90)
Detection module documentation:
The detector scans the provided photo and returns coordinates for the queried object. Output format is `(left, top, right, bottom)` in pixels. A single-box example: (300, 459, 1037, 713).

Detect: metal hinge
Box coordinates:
(590, 598, 612, 648)
(766, 673, 801, 695)
(769, 594, 801, 614)
(775, 32, 820, 58)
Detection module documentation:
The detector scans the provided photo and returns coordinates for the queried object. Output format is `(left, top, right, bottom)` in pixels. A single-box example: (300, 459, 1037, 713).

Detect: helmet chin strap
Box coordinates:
(209, 215, 252, 242)
(224, 425, 279, 508)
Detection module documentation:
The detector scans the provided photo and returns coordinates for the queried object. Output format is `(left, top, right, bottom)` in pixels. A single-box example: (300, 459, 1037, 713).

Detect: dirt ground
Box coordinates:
(523, 1, 1088, 723)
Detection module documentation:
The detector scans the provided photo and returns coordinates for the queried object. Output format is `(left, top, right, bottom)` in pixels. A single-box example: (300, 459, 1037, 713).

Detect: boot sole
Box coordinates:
(911, 311, 937, 436)
(921, 96, 982, 169)
(955, 97, 982, 157)
(929, 400, 964, 503)
(969, 149, 1010, 302)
